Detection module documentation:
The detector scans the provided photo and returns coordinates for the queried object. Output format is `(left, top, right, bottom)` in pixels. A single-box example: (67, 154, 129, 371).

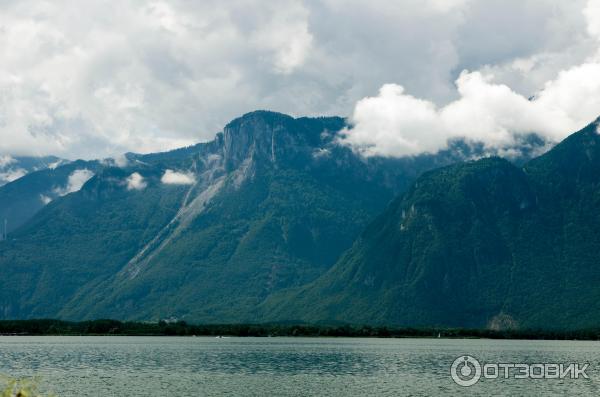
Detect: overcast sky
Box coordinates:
(1, 0, 599, 159)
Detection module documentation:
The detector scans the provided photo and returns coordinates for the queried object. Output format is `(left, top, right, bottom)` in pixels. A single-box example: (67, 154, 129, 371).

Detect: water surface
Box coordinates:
(1, 336, 599, 396)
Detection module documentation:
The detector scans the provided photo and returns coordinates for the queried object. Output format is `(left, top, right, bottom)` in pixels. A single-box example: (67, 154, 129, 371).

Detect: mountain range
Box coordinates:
(0, 155, 66, 187)
(0, 110, 597, 330)
(262, 119, 600, 330)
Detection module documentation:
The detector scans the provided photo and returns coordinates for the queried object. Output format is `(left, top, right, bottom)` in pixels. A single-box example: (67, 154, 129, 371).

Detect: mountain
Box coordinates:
(0, 155, 66, 186)
(0, 111, 485, 322)
(0, 146, 218, 235)
(0, 159, 103, 234)
(262, 119, 600, 330)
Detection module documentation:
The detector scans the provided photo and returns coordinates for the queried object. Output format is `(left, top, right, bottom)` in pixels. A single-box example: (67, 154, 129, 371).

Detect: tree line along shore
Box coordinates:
(0, 319, 599, 340)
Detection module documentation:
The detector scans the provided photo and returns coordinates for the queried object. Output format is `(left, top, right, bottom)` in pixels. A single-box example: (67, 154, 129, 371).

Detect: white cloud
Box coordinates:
(114, 154, 129, 168)
(48, 159, 67, 169)
(341, 0, 600, 157)
(0, 0, 317, 159)
(0, 154, 62, 184)
(54, 169, 94, 196)
(161, 169, 195, 185)
(342, 67, 600, 157)
(126, 172, 147, 190)
(0, 168, 26, 183)
(249, 2, 313, 74)
(0, 155, 16, 168)
(102, 154, 129, 168)
(40, 194, 52, 205)
(584, 0, 600, 40)
(0, 0, 593, 159)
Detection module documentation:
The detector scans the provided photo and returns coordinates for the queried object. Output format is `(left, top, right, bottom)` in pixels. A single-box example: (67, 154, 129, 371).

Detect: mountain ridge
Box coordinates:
(0, 111, 422, 321)
(0, 110, 567, 325)
(260, 119, 600, 329)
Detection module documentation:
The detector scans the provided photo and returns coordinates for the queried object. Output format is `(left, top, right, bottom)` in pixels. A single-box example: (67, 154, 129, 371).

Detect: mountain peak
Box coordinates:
(525, 119, 600, 189)
(224, 110, 295, 130)
(221, 111, 344, 170)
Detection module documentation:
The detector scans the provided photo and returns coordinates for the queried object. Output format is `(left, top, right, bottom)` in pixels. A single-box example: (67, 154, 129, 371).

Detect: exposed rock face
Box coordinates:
(222, 112, 287, 169)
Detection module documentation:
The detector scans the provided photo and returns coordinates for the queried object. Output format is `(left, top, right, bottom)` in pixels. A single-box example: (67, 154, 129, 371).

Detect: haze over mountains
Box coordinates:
(0, 110, 598, 329)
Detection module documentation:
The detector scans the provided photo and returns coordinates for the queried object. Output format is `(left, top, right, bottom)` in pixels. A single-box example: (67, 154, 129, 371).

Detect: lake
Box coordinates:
(1, 336, 600, 396)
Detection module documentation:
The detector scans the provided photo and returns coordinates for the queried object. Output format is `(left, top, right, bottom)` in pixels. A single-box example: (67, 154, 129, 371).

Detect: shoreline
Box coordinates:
(0, 319, 599, 340)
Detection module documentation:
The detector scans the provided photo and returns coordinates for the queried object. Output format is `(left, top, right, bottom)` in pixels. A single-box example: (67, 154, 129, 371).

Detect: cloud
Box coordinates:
(0, 155, 16, 168)
(0, 155, 26, 183)
(40, 194, 52, 205)
(341, 0, 600, 157)
(0, 168, 26, 183)
(341, 66, 600, 156)
(102, 154, 129, 168)
(584, 0, 600, 40)
(0, 0, 315, 159)
(249, 2, 313, 74)
(161, 169, 195, 185)
(54, 169, 94, 196)
(0, 0, 594, 159)
(48, 159, 67, 169)
(126, 172, 147, 190)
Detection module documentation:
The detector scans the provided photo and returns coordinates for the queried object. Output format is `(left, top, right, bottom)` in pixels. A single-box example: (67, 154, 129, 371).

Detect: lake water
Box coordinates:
(1, 336, 600, 396)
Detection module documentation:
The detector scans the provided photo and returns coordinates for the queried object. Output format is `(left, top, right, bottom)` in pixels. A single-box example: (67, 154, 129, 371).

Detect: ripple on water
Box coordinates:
(1, 336, 600, 396)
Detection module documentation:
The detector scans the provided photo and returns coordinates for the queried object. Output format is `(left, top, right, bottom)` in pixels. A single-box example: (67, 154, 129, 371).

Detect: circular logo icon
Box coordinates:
(451, 355, 482, 387)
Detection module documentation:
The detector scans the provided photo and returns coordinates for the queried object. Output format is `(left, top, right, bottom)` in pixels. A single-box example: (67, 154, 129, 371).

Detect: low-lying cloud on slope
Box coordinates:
(0, 168, 26, 184)
(54, 169, 94, 196)
(0, 155, 26, 184)
(39, 194, 52, 205)
(161, 169, 195, 185)
(126, 172, 147, 190)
